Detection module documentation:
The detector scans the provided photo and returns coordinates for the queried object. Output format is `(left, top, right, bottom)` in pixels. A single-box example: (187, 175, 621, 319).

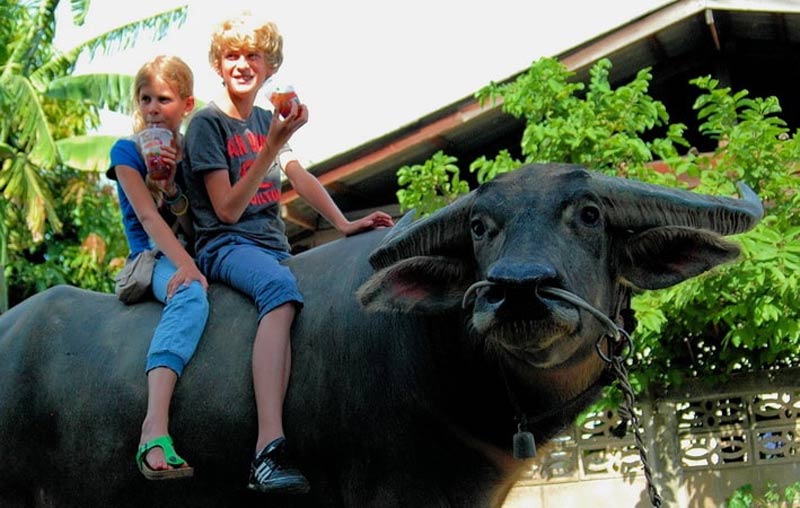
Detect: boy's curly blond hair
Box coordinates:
(208, 12, 283, 72)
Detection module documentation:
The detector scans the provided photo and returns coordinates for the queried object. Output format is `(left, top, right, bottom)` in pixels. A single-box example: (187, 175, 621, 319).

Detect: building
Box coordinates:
(281, 0, 800, 252)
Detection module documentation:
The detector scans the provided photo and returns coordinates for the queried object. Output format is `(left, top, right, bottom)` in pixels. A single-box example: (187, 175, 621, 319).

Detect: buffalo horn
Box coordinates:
(593, 174, 763, 236)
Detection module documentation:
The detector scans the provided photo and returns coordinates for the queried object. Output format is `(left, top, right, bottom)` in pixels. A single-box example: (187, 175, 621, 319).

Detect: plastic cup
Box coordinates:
(269, 85, 300, 118)
(137, 127, 173, 180)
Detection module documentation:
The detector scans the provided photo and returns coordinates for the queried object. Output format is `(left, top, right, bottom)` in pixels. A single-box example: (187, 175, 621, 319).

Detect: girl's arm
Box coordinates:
(117, 165, 207, 296)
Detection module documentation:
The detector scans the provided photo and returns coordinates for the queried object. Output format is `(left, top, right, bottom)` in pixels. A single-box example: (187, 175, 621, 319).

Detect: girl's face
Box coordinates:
(218, 48, 274, 100)
(137, 76, 194, 133)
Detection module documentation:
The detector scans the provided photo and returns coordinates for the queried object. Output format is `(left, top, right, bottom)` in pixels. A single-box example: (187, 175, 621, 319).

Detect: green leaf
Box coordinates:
(69, 0, 90, 26)
(55, 135, 117, 172)
(0, 142, 14, 159)
(0, 74, 58, 168)
(46, 74, 135, 115)
(78, 5, 189, 58)
(31, 5, 188, 88)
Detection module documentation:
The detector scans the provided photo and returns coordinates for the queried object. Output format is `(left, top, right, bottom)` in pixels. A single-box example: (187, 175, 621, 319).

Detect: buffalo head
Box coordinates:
(357, 163, 762, 372)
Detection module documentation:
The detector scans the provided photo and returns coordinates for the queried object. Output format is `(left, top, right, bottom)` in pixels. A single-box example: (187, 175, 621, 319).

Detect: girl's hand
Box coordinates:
(156, 145, 179, 188)
(340, 211, 395, 236)
(166, 261, 208, 299)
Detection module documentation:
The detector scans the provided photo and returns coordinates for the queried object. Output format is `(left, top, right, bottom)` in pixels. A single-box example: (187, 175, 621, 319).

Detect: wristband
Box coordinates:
(164, 185, 182, 205)
(170, 193, 189, 216)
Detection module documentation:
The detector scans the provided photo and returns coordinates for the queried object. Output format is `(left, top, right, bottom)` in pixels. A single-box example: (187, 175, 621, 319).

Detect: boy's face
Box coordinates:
(217, 47, 274, 100)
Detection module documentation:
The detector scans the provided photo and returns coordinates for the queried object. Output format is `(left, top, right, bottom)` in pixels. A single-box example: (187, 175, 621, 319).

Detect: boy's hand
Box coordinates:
(341, 211, 395, 236)
(267, 101, 308, 151)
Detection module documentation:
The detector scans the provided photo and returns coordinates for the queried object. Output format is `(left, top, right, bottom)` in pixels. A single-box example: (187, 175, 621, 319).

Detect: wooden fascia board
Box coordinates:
(281, 100, 493, 205)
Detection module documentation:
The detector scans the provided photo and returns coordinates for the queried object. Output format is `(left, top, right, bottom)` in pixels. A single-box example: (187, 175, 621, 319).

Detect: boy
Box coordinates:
(183, 12, 393, 494)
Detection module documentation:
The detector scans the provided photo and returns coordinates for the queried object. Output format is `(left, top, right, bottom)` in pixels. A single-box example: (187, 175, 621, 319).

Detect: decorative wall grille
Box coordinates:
(520, 386, 800, 485)
(677, 389, 800, 469)
(523, 407, 643, 482)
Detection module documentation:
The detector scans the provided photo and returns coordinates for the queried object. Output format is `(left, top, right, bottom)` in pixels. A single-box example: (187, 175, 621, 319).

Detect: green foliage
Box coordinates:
(56, 135, 119, 172)
(6, 168, 127, 304)
(629, 77, 800, 391)
(726, 481, 800, 508)
(396, 151, 469, 217)
(475, 58, 683, 174)
(0, 0, 188, 310)
(395, 56, 800, 395)
(47, 73, 136, 116)
(469, 149, 521, 185)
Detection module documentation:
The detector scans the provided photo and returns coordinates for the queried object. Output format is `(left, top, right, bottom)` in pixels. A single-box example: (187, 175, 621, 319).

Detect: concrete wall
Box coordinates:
(503, 369, 800, 507)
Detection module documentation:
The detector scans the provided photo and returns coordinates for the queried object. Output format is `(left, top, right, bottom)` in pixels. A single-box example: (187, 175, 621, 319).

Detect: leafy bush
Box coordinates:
(726, 481, 800, 508)
(6, 168, 127, 306)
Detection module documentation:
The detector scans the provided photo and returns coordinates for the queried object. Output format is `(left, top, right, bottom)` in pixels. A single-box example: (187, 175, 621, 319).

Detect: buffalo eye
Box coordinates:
(579, 205, 601, 227)
(470, 218, 486, 238)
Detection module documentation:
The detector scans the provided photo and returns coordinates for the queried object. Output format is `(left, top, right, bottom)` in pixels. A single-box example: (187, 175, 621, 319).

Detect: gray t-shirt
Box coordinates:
(184, 103, 291, 253)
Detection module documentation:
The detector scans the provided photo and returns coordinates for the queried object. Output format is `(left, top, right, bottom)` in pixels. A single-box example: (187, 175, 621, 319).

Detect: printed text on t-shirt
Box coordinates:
(227, 130, 280, 207)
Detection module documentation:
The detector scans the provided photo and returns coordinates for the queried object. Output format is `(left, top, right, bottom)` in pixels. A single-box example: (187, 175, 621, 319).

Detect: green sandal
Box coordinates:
(136, 435, 194, 480)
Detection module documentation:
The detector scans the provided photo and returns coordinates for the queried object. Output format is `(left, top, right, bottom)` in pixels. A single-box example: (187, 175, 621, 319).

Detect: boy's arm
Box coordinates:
(203, 147, 278, 224)
(284, 160, 394, 235)
(202, 107, 307, 224)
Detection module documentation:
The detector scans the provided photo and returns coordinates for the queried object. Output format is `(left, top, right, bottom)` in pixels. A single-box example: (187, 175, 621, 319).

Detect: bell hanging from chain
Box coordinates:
(512, 419, 536, 459)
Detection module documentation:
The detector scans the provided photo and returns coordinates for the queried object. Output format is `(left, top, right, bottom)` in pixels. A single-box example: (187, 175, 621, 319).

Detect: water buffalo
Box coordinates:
(0, 163, 762, 507)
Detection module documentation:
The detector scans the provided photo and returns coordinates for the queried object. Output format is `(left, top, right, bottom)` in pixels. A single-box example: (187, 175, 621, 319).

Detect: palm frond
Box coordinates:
(83, 5, 188, 57)
(0, 74, 58, 169)
(0, 3, 28, 62)
(56, 135, 117, 172)
(46, 74, 135, 115)
(3, 0, 58, 77)
(1, 156, 61, 241)
(28, 46, 80, 90)
(69, 0, 90, 26)
(0, 196, 7, 266)
(30, 5, 188, 87)
(0, 142, 15, 159)
(0, 197, 8, 310)
(0, 148, 18, 190)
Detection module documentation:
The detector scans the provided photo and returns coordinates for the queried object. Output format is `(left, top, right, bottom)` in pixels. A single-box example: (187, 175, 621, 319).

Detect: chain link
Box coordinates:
(540, 287, 663, 507)
(609, 352, 663, 508)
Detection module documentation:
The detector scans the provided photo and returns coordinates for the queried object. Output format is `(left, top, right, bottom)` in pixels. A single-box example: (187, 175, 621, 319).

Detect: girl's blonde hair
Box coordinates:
(131, 55, 194, 205)
(208, 12, 283, 73)
(132, 55, 194, 133)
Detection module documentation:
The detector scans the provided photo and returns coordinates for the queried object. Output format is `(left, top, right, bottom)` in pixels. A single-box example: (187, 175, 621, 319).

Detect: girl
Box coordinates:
(183, 13, 393, 494)
(107, 55, 209, 480)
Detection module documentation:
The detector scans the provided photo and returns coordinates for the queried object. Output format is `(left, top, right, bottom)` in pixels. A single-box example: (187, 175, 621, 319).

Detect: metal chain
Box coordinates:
(538, 287, 664, 508)
(609, 351, 663, 508)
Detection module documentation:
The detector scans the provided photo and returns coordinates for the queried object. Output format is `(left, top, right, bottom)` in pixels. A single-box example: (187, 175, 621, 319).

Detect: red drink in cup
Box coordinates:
(137, 127, 173, 180)
(270, 85, 300, 118)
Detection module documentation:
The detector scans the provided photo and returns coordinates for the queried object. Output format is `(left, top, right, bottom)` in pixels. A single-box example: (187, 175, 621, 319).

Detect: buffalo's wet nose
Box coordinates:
(482, 262, 560, 314)
(487, 262, 558, 289)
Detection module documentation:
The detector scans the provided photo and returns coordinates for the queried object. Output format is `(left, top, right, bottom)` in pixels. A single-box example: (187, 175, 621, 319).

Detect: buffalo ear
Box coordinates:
(619, 226, 741, 290)
(357, 256, 472, 314)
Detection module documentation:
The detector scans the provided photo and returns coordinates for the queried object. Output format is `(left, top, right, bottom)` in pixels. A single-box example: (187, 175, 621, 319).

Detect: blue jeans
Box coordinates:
(148, 255, 209, 376)
(197, 235, 303, 322)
